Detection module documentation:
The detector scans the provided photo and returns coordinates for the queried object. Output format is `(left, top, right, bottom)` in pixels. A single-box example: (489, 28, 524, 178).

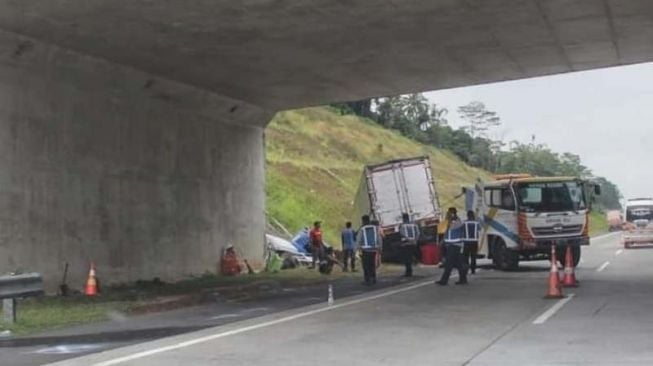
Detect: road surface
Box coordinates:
(16, 232, 653, 365)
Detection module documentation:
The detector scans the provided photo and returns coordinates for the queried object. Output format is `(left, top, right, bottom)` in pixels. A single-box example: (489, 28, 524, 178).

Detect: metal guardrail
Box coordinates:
(0, 273, 43, 324)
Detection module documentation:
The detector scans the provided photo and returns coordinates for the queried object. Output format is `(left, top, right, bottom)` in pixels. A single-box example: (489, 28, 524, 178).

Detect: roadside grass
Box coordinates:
(0, 298, 131, 335)
(0, 264, 404, 335)
(267, 107, 491, 245)
(589, 210, 609, 237)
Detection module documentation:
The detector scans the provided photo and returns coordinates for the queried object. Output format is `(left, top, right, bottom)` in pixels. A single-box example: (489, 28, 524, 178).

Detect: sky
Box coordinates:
(425, 62, 653, 201)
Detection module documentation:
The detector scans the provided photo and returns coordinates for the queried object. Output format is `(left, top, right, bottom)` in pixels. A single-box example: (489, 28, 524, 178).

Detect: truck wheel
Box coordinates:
(494, 239, 519, 271)
(556, 246, 581, 267)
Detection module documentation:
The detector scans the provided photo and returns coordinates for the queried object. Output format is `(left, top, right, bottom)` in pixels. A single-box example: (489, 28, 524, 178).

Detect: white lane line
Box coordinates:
(241, 307, 270, 314)
(597, 261, 610, 272)
(616, 249, 624, 256)
(209, 314, 241, 320)
(89, 279, 436, 366)
(592, 232, 620, 241)
(532, 294, 575, 325)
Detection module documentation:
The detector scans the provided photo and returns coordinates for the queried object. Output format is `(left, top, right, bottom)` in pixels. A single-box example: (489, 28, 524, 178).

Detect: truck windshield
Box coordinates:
(625, 206, 653, 222)
(516, 181, 586, 213)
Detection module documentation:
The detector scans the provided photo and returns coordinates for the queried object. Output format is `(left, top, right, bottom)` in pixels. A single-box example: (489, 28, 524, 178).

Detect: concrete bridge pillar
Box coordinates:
(0, 31, 270, 290)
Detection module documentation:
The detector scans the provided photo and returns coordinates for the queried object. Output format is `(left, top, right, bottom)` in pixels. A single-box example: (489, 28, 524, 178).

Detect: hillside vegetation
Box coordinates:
(265, 107, 491, 246)
(265, 107, 608, 246)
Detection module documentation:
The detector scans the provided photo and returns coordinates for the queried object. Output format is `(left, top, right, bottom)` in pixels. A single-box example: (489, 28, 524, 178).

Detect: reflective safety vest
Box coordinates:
(445, 220, 464, 245)
(358, 225, 381, 250)
(463, 221, 480, 242)
(399, 223, 419, 244)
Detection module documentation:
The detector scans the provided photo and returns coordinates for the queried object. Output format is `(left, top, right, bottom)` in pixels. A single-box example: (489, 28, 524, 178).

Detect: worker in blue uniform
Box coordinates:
(436, 208, 468, 285)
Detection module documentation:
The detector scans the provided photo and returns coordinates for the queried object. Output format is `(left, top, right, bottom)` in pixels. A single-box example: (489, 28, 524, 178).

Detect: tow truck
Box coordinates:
(464, 174, 600, 270)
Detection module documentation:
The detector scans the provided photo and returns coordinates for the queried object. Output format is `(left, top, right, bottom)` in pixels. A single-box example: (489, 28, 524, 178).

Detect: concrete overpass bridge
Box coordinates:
(0, 0, 652, 289)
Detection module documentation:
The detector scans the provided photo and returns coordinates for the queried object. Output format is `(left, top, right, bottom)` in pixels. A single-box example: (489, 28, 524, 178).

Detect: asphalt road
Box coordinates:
(12, 232, 653, 366)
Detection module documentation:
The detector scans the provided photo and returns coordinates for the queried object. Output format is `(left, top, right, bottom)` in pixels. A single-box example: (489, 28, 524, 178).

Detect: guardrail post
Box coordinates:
(2, 298, 16, 324)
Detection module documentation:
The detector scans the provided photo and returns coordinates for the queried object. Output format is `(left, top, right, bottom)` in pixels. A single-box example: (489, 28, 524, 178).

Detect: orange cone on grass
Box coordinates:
(562, 245, 578, 288)
(85, 262, 98, 296)
(545, 246, 564, 299)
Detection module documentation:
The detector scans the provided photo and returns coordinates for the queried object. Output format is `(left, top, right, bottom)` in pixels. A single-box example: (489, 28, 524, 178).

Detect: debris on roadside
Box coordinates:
(0, 330, 12, 338)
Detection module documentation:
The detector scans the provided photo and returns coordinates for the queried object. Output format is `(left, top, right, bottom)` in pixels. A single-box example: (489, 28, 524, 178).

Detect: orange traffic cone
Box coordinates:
(562, 246, 578, 288)
(545, 246, 564, 299)
(85, 262, 98, 296)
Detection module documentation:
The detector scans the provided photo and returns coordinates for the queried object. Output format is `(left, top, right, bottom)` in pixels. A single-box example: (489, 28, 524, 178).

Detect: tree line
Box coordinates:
(332, 94, 622, 210)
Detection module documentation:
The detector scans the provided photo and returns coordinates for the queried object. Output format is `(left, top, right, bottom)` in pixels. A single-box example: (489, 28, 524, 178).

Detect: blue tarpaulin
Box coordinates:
(291, 228, 310, 253)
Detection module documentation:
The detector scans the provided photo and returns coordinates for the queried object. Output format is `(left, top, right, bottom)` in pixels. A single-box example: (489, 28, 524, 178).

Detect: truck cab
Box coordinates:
(465, 175, 597, 270)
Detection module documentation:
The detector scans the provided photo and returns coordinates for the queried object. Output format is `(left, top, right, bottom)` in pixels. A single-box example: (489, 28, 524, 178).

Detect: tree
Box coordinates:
(330, 99, 373, 119)
(591, 177, 623, 210)
(403, 93, 431, 131)
(331, 95, 624, 211)
(457, 101, 501, 139)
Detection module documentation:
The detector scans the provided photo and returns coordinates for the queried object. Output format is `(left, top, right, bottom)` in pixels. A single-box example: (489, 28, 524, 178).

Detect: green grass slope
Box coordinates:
(265, 107, 491, 246)
(588, 211, 609, 237)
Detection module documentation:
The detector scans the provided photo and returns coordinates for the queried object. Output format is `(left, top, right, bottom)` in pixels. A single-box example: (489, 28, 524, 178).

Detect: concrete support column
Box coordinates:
(0, 31, 271, 291)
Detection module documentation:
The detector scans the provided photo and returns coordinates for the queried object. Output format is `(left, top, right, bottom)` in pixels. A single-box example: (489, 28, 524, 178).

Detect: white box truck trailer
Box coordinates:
(353, 156, 441, 261)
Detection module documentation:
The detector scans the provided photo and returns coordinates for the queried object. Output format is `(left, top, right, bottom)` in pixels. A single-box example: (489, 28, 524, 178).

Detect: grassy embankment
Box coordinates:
(266, 107, 491, 246)
(266, 106, 610, 240)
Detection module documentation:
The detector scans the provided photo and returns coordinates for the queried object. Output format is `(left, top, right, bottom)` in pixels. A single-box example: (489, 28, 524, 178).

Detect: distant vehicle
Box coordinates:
(464, 174, 600, 270)
(606, 210, 623, 231)
(622, 198, 653, 248)
(353, 156, 441, 261)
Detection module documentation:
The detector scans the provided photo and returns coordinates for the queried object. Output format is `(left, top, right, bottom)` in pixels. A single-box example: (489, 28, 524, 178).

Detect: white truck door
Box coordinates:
(400, 163, 437, 222)
(369, 168, 403, 226)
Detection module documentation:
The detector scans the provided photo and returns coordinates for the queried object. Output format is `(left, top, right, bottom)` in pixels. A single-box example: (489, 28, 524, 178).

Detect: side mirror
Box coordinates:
(594, 185, 601, 196)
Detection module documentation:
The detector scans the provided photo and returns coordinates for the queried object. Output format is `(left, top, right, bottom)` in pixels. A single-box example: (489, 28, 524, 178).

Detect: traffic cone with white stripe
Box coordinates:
(85, 262, 98, 296)
(562, 246, 578, 288)
(545, 246, 564, 299)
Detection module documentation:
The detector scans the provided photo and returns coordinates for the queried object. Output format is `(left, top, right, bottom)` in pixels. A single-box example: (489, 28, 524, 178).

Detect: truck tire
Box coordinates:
(556, 246, 581, 267)
(493, 239, 519, 271)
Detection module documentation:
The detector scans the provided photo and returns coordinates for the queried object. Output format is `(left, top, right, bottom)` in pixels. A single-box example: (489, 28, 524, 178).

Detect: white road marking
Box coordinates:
(597, 261, 610, 272)
(616, 249, 624, 256)
(532, 294, 575, 325)
(88, 279, 436, 366)
(35, 344, 107, 355)
(592, 232, 620, 241)
(241, 307, 270, 313)
(209, 314, 241, 320)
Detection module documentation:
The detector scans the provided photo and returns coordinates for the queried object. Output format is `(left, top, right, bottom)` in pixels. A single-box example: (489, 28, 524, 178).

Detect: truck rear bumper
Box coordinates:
(622, 232, 653, 248)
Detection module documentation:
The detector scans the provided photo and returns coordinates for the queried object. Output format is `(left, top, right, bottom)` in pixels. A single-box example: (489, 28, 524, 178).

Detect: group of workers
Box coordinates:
(308, 208, 480, 286)
(309, 215, 387, 285)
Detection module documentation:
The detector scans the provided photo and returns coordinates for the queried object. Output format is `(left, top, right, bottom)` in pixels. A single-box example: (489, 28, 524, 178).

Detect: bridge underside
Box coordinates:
(0, 0, 651, 289)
